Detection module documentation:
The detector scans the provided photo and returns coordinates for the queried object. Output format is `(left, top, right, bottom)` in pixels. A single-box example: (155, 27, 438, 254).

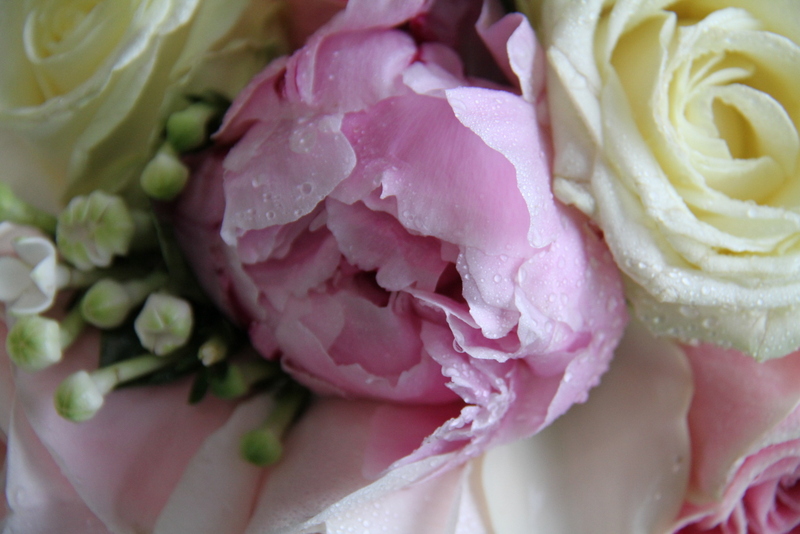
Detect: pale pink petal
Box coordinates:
(446, 86, 555, 248)
(342, 93, 532, 256)
(153, 396, 273, 534)
(294, 29, 416, 112)
(4, 403, 107, 534)
(11, 328, 236, 533)
(681, 345, 800, 503)
(221, 114, 356, 242)
(241, 398, 460, 533)
(272, 293, 457, 404)
(325, 199, 449, 292)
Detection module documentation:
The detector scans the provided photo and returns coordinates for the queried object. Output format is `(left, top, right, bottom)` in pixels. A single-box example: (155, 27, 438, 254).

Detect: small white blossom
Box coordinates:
(0, 233, 66, 315)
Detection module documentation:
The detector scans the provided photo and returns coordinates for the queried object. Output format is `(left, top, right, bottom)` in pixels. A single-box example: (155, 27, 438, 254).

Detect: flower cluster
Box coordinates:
(1, 0, 800, 533)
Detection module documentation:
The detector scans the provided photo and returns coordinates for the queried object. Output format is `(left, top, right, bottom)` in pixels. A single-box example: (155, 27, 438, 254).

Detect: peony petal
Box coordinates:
(221, 114, 356, 243)
(342, 93, 532, 256)
(325, 199, 449, 292)
(446, 86, 556, 248)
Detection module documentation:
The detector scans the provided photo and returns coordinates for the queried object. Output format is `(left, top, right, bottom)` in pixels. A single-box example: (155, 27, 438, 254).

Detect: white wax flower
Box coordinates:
(134, 293, 193, 356)
(0, 232, 65, 315)
(56, 191, 135, 271)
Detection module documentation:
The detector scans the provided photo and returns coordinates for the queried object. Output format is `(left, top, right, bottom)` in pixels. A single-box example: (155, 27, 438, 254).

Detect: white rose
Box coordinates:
(0, 0, 287, 213)
(528, 0, 800, 359)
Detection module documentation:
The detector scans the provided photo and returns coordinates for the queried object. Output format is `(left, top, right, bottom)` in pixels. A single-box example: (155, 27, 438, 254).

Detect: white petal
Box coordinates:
(0, 257, 30, 302)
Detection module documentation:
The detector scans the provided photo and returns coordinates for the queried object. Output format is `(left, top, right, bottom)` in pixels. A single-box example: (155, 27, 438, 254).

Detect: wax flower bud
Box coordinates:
(140, 144, 190, 201)
(56, 191, 135, 271)
(134, 293, 193, 356)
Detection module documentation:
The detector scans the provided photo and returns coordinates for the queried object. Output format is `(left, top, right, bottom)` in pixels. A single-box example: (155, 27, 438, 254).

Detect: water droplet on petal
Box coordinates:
(289, 123, 317, 154)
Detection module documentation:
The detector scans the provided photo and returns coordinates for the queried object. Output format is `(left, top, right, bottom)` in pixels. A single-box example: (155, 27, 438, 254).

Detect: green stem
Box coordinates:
(210, 360, 280, 399)
(93, 352, 181, 394)
(239, 384, 309, 466)
(59, 306, 86, 349)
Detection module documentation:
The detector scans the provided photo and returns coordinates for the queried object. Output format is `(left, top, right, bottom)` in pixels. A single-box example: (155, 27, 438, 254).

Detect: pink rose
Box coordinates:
(169, 0, 627, 470)
(670, 345, 800, 533)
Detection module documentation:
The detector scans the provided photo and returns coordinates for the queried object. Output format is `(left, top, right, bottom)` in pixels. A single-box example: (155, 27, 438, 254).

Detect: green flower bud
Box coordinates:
(140, 144, 190, 201)
(54, 352, 180, 422)
(166, 102, 221, 153)
(54, 370, 107, 422)
(240, 385, 308, 467)
(81, 272, 168, 329)
(6, 315, 62, 371)
(240, 427, 283, 467)
(134, 293, 193, 356)
(198, 335, 228, 366)
(56, 191, 135, 271)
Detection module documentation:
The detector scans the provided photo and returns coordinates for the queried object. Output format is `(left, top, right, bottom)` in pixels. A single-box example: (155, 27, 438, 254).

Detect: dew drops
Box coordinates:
(289, 123, 317, 154)
(672, 455, 684, 473)
(299, 182, 314, 195)
(563, 371, 572, 383)
(265, 211, 276, 220)
(493, 274, 502, 283)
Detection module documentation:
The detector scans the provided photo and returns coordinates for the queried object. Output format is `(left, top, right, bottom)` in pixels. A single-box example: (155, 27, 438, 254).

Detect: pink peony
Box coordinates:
(170, 0, 627, 469)
(670, 345, 800, 534)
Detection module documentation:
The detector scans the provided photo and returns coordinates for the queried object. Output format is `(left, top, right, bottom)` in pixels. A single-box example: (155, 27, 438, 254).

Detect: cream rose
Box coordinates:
(527, 0, 800, 359)
(0, 0, 287, 212)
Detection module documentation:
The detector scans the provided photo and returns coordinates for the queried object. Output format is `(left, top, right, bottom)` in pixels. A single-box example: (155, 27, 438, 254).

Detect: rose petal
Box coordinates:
(481, 320, 693, 534)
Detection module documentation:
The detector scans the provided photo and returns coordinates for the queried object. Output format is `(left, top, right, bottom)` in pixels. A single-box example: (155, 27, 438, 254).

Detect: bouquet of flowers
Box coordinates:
(0, 0, 798, 532)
